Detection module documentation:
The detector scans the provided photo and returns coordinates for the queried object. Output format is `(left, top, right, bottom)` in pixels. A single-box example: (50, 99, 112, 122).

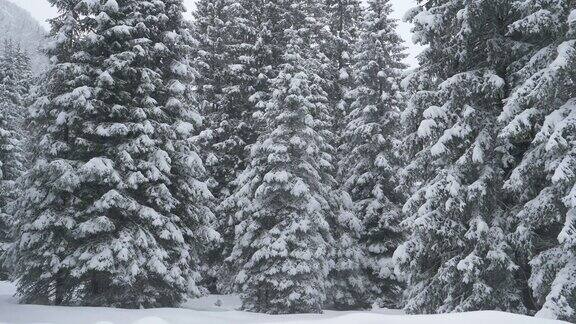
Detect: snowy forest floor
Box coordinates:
(0, 281, 569, 324)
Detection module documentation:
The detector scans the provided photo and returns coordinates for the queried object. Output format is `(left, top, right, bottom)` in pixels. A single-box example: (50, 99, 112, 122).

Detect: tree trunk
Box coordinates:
(54, 272, 65, 306)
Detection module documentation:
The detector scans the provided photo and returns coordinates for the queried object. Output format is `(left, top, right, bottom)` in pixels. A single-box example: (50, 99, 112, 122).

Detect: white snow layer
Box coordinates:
(0, 282, 569, 324)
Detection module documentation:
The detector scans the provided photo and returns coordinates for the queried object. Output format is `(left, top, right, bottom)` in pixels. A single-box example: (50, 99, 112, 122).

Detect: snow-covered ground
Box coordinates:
(0, 281, 568, 324)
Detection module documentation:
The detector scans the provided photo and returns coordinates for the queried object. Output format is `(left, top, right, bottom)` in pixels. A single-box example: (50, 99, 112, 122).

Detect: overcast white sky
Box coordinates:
(9, 0, 423, 66)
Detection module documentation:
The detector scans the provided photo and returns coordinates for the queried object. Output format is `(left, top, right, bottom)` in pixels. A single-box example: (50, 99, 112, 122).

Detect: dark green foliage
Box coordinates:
(0, 40, 31, 281)
(8, 0, 217, 307)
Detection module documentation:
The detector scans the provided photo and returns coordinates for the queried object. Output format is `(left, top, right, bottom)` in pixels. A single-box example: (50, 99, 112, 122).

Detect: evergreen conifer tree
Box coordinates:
(8, 0, 217, 307)
(323, 0, 363, 129)
(223, 3, 336, 310)
(5, 1, 86, 305)
(499, 1, 576, 320)
(396, 0, 526, 314)
(192, 0, 258, 200)
(338, 0, 406, 308)
(218, 0, 338, 297)
(0, 40, 31, 280)
(305, 0, 371, 311)
(191, 0, 262, 294)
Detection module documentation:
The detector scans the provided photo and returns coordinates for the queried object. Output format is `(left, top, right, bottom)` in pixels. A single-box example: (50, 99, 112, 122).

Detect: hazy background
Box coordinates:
(8, 0, 423, 66)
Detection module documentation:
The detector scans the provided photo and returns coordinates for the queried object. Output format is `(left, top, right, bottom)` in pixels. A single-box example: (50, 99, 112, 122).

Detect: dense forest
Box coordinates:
(0, 0, 48, 73)
(0, 0, 575, 322)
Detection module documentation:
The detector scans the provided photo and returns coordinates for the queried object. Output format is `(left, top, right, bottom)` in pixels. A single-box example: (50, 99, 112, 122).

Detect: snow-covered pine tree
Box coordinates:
(396, 0, 526, 314)
(292, 0, 370, 311)
(191, 0, 261, 294)
(0, 40, 31, 280)
(8, 0, 217, 307)
(499, 1, 576, 321)
(223, 13, 335, 313)
(191, 0, 232, 294)
(4, 0, 89, 305)
(338, 0, 406, 308)
(322, 188, 370, 310)
(217, 0, 337, 298)
(192, 0, 258, 200)
(0, 39, 30, 187)
(323, 0, 363, 130)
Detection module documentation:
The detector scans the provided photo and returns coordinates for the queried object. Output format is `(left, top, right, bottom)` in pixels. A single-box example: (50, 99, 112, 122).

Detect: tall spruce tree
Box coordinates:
(191, 0, 267, 294)
(223, 1, 337, 313)
(396, 0, 526, 314)
(339, 0, 406, 308)
(217, 0, 338, 297)
(196, 0, 296, 294)
(500, 1, 576, 321)
(8, 0, 217, 307)
(0, 40, 31, 280)
(323, 0, 363, 129)
(192, 0, 258, 200)
(309, 0, 371, 311)
(4, 0, 86, 305)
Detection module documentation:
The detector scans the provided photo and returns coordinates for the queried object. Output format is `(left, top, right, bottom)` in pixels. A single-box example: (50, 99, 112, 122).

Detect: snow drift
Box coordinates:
(0, 282, 569, 324)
